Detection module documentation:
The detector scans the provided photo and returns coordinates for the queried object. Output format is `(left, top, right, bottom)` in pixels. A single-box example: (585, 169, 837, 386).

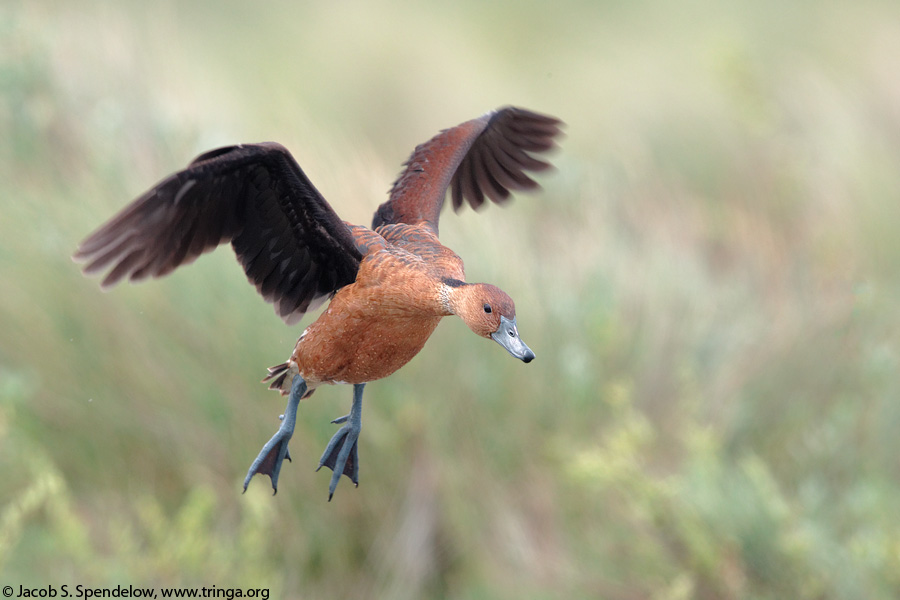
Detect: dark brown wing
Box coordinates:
(74, 143, 363, 325)
(372, 107, 562, 235)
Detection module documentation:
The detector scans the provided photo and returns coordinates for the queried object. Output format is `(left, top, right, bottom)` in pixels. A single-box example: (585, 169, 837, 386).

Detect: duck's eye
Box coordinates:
(483, 303, 492, 314)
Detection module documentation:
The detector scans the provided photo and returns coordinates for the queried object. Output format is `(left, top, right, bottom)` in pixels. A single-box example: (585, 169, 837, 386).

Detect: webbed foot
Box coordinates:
(243, 375, 306, 494)
(316, 383, 365, 501)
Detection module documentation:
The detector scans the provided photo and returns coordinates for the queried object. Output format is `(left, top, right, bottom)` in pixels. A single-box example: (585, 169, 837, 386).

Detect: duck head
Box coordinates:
(444, 280, 535, 363)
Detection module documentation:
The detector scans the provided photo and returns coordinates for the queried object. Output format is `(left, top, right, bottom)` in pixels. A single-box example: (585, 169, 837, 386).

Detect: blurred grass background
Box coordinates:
(2, 0, 900, 597)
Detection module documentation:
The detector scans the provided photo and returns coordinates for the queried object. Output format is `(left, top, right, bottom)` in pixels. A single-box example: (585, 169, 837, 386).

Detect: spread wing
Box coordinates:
(372, 106, 562, 235)
(74, 143, 363, 325)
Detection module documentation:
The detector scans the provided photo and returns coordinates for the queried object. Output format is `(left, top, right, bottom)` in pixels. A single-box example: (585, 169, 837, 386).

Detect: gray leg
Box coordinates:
(243, 375, 306, 494)
(316, 383, 365, 501)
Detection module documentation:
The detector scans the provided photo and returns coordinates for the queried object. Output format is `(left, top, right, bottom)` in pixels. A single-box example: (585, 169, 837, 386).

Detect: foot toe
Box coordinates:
(318, 426, 360, 499)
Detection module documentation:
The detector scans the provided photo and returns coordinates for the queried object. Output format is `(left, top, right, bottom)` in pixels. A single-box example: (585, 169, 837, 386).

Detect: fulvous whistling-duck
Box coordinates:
(74, 106, 563, 499)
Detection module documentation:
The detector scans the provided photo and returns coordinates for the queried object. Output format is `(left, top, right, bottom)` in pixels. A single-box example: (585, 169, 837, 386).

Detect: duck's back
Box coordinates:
(375, 223, 466, 283)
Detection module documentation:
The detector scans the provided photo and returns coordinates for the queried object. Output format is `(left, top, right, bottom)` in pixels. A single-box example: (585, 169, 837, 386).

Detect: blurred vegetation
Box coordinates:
(2, 0, 900, 597)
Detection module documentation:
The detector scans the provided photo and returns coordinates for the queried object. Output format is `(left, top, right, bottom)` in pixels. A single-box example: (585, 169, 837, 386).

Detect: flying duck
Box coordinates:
(74, 106, 562, 499)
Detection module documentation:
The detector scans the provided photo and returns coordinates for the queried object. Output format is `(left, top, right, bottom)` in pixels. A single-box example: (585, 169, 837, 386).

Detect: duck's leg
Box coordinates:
(243, 375, 307, 494)
(316, 383, 365, 501)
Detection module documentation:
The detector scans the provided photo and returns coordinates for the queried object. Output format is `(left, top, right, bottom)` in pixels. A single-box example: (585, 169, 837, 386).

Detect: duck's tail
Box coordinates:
(262, 361, 295, 396)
